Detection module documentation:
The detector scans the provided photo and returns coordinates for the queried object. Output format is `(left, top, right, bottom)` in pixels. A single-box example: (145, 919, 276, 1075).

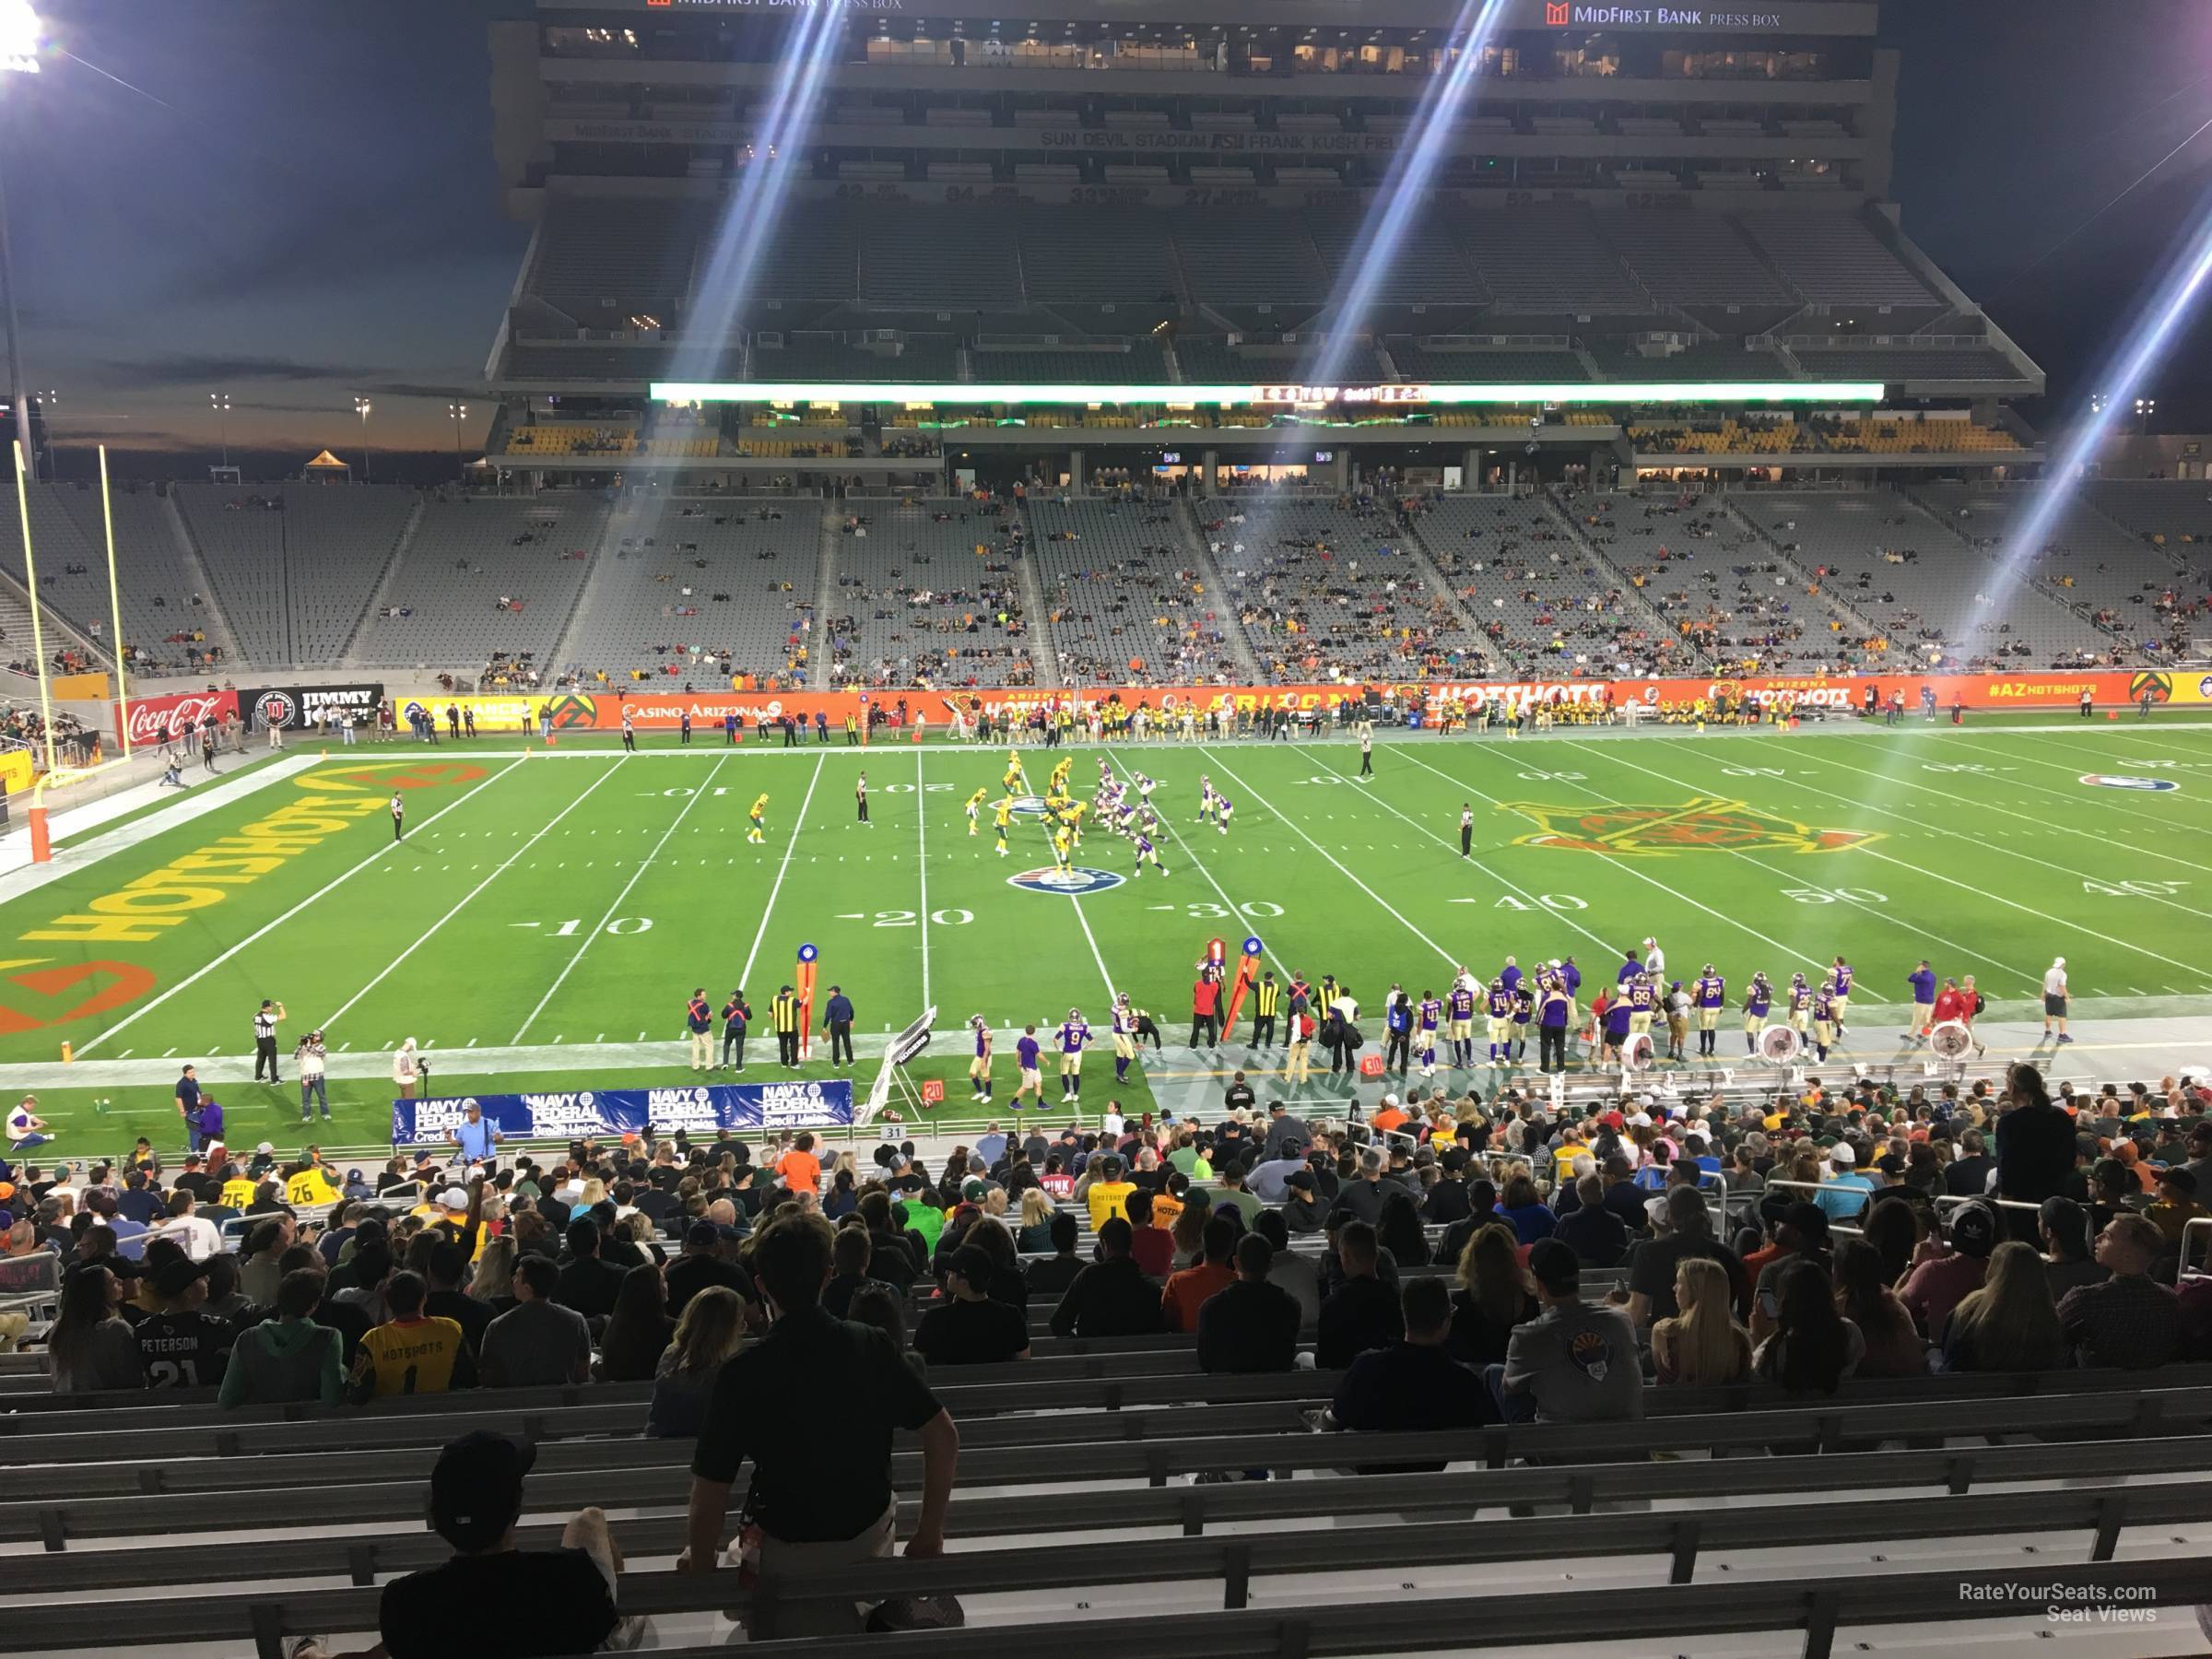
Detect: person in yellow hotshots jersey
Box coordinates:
(348, 1272, 473, 1401)
(747, 793, 768, 844)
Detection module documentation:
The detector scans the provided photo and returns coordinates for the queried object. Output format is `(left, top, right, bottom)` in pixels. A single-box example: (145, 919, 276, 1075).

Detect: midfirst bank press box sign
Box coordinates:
(393, 1081, 854, 1145)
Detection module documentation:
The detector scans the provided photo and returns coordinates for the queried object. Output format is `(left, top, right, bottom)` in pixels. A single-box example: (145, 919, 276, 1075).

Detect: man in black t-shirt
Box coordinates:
(135, 1257, 235, 1390)
(912, 1245, 1030, 1365)
(665, 1220, 758, 1318)
(362, 1431, 636, 1659)
(1620, 1187, 1746, 1327)
(686, 1212, 958, 1638)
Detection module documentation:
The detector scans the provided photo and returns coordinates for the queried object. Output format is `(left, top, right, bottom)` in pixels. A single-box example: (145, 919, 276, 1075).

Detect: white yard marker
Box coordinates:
(916, 747, 933, 1007)
(77, 758, 528, 1058)
(324, 757, 629, 1035)
(514, 753, 733, 1043)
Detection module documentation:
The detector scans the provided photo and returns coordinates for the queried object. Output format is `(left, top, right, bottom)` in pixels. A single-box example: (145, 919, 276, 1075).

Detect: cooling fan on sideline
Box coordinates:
(1928, 1020, 1974, 1061)
(1759, 1024, 1803, 1065)
(1618, 1031, 1655, 1072)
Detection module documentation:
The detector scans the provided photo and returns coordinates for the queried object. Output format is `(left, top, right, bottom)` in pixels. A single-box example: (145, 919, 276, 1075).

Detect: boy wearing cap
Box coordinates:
(361, 1431, 640, 1658)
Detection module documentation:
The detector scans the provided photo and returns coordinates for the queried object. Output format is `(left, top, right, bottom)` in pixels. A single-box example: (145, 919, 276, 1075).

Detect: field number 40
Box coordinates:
(1783, 888, 1889, 905)
(2084, 879, 2189, 897)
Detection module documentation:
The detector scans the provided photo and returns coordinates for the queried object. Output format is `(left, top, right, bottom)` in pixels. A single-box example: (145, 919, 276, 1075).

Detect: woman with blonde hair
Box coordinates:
(1016, 1187, 1055, 1253)
(1652, 1256, 1751, 1385)
(469, 1234, 517, 1306)
(1940, 1241, 2067, 1373)
(646, 1286, 747, 1437)
(1170, 1192, 1208, 1269)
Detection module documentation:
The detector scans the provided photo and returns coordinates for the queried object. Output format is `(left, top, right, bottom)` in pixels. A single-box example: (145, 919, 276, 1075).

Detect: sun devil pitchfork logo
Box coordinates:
(1500, 796, 1881, 856)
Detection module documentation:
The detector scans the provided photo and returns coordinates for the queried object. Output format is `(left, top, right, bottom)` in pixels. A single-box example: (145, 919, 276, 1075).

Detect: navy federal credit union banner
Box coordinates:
(392, 1081, 854, 1145)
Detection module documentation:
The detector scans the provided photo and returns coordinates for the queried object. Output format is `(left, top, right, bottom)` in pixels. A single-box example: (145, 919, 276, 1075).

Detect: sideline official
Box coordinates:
(771, 985, 801, 1065)
(721, 989, 752, 1072)
(1250, 971, 1279, 1050)
(253, 999, 286, 1084)
(686, 988, 713, 1072)
(824, 984, 855, 1065)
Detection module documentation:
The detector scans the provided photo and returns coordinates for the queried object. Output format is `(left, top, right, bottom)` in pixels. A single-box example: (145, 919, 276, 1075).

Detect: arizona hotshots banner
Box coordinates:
(393, 1079, 855, 1145)
(413, 669, 2151, 734)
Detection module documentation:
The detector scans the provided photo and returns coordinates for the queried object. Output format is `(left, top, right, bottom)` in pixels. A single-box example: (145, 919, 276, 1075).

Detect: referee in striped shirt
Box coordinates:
(253, 998, 287, 1083)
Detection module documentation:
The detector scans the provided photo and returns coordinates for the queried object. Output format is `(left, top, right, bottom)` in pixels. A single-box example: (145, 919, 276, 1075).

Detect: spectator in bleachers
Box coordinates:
(1162, 1215, 1239, 1334)
(686, 1214, 958, 1631)
(481, 1254, 593, 1388)
(1376, 1190, 1431, 1267)
(1494, 1240, 1642, 1423)
(48, 1263, 142, 1394)
(349, 1272, 473, 1402)
(556, 1218, 629, 1322)
(1330, 1276, 1497, 1460)
(1197, 1233, 1300, 1374)
(2058, 1214, 2184, 1370)
(1832, 1240, 1924, 1377)
(596, 1264, 675, 1382)
(220, 1267, 345, 1408)
(1995, 1063, 2076, 1207)
(665, 1218, 756, 1315)
(1749, 1204, 1832, 1344)
(1650, 1256, 1751, 1386)
(1751, 1259, 1860, 1394)
(1317, 1220, 1402, 1369)
(1122, 1189, 1173, 1277)
(2040, 1198, 2106, 1298)
(359, 1431, 641, 1659)
(1021, 1209, 1085, 1298)
(913, 1244, 1030, 1366)
(646, 1285, 747, 1440)
(1939, 1241, 2068, 1373)
(1899, 1199, 1996, 1339)
(1046, 1217, 1164, 1339)
(1084, 1153, 1135, 1231)
(1447, 1223, 1537, 1368)
(1622, 1186, 1744, 1327)
(1249, 1208, 1320, 1334)
(1554, 1174, 1629, 1267)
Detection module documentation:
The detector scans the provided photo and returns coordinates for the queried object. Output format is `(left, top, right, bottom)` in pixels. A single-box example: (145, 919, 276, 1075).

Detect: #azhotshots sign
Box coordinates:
(392, 1079, 855, 1145)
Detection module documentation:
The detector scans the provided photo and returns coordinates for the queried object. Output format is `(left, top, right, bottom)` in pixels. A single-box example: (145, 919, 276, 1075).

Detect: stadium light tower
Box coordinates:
(354, 395, 372, 484)
(447, 401, 468, 481)
(208, 392, 230, 467)
(2135, 395, 2157, 434)
(0, 1, 42, 497)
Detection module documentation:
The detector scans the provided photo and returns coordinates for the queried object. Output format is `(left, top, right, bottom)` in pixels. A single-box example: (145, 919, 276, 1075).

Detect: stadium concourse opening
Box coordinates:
(7, 0, 2212, 1653)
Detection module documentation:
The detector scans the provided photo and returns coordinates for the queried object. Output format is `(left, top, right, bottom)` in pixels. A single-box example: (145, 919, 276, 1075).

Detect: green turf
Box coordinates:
(5, 714, 2212, 1152)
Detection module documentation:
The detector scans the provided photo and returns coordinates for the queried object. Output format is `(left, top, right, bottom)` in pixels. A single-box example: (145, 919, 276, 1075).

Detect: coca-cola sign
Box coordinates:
(117, 688, 239, 747)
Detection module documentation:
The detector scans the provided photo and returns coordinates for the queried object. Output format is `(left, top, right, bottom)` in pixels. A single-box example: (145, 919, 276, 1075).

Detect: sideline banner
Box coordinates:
(113, 687, 238, 747)
(411, 671, 2147, 734)
(392, 1079, 856, 1145)
(242, 683, 384, 731)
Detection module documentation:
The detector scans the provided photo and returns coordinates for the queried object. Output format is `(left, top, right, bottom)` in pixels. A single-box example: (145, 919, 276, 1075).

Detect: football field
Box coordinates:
(4, 712, 2212, 1153)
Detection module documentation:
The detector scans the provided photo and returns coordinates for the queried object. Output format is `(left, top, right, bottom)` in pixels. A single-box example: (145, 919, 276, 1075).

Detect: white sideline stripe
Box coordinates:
(513, 752, 732, 1044)
(321, 756, 631, 1034)
(739, 750, 825, 994)
(74, 758, 529, 1059)
(1201, 746, 1458, 971)
(0, 755, 325, 904)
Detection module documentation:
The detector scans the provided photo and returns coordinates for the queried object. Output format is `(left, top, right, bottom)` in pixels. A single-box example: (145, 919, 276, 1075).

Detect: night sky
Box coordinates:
(8, 0, 2211, 479)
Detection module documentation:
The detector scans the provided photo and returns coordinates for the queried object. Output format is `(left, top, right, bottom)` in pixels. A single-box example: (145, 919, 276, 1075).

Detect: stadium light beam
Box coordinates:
(673, 0, 848, 385)
(1989, 182, 2212, 627)
(1303, 0, 1513, 391)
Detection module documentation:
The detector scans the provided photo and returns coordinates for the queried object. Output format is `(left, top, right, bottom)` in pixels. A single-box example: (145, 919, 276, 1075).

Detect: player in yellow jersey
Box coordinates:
(1003, 750, 1026, 793)
(1052, 823, 1074, 871)
(964, 786, 988, 836)
(747, 793, 768, 844)
(1065, 798, 1088, 848)
(1049, 756, 1072, 795)
(994, 795, 1013, 857)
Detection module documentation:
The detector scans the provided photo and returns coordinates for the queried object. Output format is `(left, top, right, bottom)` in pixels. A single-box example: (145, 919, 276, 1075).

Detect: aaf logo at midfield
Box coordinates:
(1005, 794, 1053, 820)
(2080, 774, 2180, 793)
(1501, 796, 1881, 856)
(1008, 865, 1125, 896)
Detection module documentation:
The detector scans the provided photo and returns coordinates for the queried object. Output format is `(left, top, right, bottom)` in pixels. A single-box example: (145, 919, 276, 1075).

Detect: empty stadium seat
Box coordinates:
(828, 500, 1039, 688)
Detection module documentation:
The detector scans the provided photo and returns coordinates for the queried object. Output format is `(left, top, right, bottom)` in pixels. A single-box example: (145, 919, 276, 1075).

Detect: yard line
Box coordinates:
(514, 753, 733, 1044)
(1100, 751, 1291, 980)
(1700, 736, 2211, 980)
(1300, 746, 1620, 961)
(323, 757, 629, 1035)
(1831, 733, 2212, 877)
(1564, 739, 2045, 993)
(1393, 743, 1828, 974)
(1201, 747, 1457, 972)
(1786, 735, 2212, 906)
(76, 758, 527, 1059)
(1068, 889, 1120, 1005)
(915, 747, 932, 1008)
(738, 750, 828, 994)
